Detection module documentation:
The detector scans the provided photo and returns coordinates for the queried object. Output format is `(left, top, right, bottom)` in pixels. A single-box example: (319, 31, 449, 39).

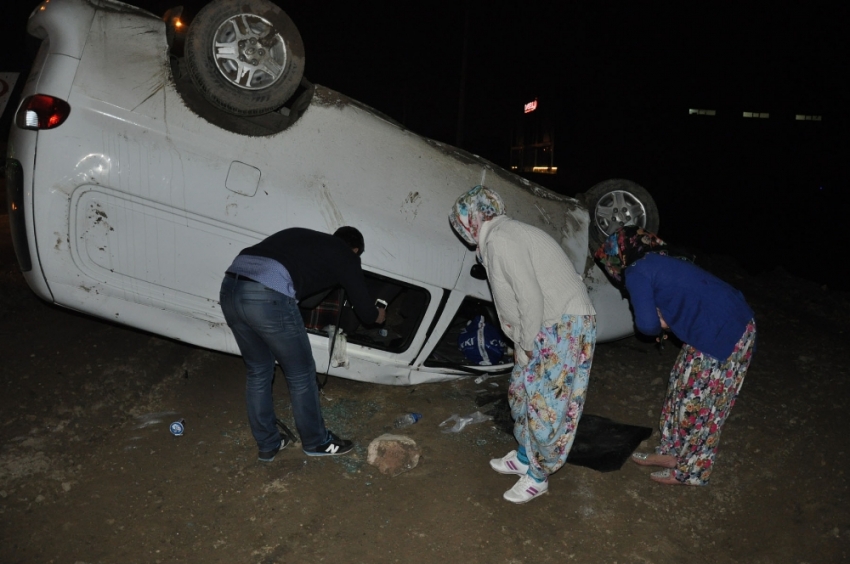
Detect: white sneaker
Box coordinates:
(503, 474, 549, 504)
(489, 450, 529, 476)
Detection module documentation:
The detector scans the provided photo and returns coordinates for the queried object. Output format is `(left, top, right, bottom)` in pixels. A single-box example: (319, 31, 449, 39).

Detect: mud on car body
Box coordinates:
(6, 0, 658, 385)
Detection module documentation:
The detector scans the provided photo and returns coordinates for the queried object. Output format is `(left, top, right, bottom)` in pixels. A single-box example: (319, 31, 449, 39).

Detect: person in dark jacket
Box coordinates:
(595, 227, 755, 486)
(219, 226, 385, 461)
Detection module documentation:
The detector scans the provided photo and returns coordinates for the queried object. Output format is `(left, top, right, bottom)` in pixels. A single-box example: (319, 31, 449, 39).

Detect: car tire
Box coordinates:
(185, 0, 305, 116)
(581, 179, 660, 249)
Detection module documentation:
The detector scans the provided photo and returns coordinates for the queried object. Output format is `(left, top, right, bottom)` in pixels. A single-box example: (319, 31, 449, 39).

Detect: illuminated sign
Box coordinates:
(532, 166, 558, 174)
(524, 99, 538, 114)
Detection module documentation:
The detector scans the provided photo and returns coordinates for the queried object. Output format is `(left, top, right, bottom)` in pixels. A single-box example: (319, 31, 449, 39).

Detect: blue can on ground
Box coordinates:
(170, 419, 185, 436)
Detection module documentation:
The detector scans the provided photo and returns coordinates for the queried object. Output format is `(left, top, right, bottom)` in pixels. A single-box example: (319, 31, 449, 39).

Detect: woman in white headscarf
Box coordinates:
(449, 185, 597, 503)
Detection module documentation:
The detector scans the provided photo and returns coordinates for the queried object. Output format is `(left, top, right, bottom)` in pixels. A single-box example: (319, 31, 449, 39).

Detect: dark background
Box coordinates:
(2, 1, 847, 289)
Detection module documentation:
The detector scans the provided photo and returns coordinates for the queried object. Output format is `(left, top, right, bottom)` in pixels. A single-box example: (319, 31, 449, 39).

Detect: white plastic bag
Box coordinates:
(439, 411, 493, 433)
(325, 325, 349, 368)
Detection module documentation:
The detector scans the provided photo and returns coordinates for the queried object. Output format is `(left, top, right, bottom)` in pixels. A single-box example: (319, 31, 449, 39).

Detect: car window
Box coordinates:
(299, 272, 430, 353)
(425, 297, 511, 368)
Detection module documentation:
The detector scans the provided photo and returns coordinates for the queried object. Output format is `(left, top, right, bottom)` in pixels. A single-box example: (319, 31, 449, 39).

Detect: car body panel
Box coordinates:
(7, 0, 635, 385)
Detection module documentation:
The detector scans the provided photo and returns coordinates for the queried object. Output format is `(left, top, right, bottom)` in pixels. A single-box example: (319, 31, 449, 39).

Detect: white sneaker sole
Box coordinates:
(504, 484, 548, 504)
(302, 446, 354, 457)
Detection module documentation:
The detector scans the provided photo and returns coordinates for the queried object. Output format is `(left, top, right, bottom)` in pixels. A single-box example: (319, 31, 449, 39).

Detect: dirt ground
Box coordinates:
(1, 214, 848, 564)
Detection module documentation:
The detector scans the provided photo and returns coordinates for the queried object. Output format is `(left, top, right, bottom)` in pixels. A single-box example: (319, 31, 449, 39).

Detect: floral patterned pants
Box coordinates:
(509, 314, 596, 480)
(658, 320, 757, 485)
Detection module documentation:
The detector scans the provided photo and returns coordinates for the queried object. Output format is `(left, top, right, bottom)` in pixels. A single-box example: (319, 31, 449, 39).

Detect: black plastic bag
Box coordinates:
(479, 395, 652, 473)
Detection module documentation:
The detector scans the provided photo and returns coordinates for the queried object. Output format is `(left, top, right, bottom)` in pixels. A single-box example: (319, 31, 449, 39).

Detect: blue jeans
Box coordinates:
(219, 275, 328, 451)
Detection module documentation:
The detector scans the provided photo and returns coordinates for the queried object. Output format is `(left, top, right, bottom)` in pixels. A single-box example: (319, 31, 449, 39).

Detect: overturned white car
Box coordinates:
(6, 0, 658, 384)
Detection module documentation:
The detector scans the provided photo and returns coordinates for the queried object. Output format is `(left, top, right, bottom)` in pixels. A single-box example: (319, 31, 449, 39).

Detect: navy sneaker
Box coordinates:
(302, 431, 354, 457)
(258, 436, 291, 462)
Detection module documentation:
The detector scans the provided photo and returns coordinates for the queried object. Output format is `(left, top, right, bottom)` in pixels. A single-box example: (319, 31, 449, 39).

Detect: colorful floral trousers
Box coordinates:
(509, 314, 596, 480)
(658, 320, 757, 485)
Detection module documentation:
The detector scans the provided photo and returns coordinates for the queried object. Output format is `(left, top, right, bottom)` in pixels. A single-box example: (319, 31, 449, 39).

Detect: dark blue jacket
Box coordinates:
(240, 228, 379, 323)
(625, 254, 754, 360)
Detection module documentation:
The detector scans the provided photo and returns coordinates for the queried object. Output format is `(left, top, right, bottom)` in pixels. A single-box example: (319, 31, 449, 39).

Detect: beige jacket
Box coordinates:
(478, 216, 595, 352)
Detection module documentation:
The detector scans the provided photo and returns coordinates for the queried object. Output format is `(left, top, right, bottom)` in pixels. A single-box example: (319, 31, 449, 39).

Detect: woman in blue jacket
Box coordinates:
(595, 227, 756, 486)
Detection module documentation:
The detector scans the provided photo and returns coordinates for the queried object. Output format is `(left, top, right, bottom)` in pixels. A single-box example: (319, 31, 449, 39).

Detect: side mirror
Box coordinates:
(470, 264, 487, 280)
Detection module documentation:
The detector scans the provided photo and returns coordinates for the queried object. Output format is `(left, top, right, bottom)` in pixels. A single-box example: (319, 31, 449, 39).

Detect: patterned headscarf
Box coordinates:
(594, 226, 672, 284)
(449, 185, 506, 246)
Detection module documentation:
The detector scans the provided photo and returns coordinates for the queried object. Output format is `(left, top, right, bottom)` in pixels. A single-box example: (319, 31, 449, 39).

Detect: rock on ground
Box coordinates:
(367, 434, 421, 476)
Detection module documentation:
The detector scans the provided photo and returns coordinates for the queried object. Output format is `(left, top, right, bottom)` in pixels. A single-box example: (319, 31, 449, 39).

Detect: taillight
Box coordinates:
(15, 94, 71, 130)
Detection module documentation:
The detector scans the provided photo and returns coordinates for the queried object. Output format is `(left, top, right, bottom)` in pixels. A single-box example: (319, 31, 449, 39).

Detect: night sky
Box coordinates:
(3, 0, 847, 288)
(5, 2, 844, 138)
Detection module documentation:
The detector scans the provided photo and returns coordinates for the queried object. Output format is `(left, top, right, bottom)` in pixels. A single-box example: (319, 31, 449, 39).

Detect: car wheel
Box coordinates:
(185, 0, 305, 116)
(582, 179, 660, 249)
